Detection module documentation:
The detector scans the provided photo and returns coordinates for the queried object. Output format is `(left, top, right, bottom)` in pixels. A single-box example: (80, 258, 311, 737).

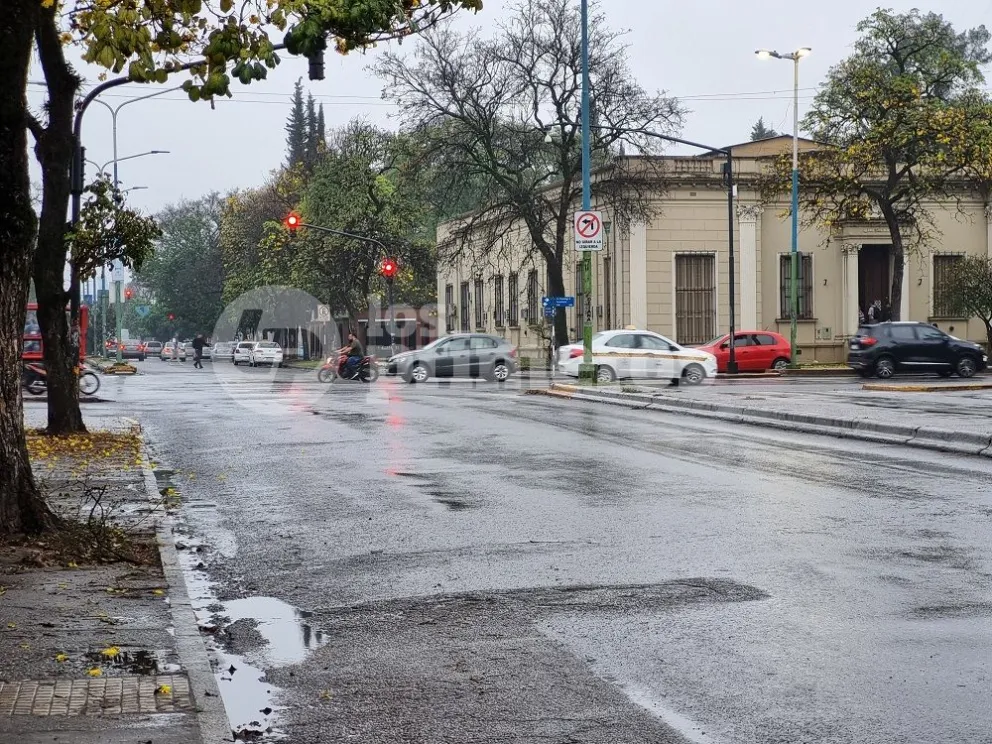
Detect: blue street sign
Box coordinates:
(541, 296, 575, 309)
(135, 305, 151, 318)
(83, 294, 94, 305)
(543, 306, 555, 318)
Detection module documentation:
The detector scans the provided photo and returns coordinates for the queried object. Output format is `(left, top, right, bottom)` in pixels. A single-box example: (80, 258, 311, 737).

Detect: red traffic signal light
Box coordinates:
(124, 288, 133, 300)
(381, 257, 398, 280)
(167, 313, 175, 321)
(284, 212, 301, 230)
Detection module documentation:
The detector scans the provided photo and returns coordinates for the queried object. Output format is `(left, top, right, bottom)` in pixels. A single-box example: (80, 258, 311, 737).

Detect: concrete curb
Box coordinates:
(862, 382, 992, 393)
(542, 385, 992, 458)
(134, 429, 230, 744)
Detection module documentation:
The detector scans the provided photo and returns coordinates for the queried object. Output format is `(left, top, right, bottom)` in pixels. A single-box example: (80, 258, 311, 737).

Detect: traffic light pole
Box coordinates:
(287, 221, 393, 353)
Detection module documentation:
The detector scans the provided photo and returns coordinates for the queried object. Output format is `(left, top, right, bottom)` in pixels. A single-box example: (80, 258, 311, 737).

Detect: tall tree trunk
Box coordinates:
(33, 8, 84, 435)
(0, 1, 58, 535)
(879, 202, 905, 322)
(545, 255, 569, 346)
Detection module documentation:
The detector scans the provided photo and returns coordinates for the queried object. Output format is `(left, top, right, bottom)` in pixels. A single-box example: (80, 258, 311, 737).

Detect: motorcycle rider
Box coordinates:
(337, 330, 364, 379)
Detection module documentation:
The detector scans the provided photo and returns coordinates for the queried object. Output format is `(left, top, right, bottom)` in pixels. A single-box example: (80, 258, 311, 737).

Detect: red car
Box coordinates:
(696, 331, 791, 372)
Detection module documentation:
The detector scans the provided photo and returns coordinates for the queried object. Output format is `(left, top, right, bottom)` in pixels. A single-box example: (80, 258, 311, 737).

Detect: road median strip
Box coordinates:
(862, 382, 992, 393)
(533, 383, 992, 458)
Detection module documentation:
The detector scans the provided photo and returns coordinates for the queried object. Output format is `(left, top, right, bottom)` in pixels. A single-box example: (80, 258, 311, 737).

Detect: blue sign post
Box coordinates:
(542, 296, 575, 309)
(135, 305, 151, 319)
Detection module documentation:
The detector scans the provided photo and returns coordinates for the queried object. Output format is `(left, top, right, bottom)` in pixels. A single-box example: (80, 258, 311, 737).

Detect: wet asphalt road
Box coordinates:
(84, 360, 992, 743)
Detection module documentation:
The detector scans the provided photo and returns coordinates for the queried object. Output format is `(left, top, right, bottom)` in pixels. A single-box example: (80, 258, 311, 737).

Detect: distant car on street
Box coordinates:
(144, 341, 163, 356)
(557, 329, 717, 384)
(232, 341, 255, 366)
(161, 342, 187, 362)
(695, 330, 791, 372)
(249, 341, 284, 367)
(388, 334, 518, 383)
(847, 321, 988, 379)
(117, 340, 146, 361)
(212, 341, 235, 362)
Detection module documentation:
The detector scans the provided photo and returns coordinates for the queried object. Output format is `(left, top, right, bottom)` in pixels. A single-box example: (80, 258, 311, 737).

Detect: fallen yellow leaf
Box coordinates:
(55, 653, 69, 663)
(100, 646, 120, 658)
(87, 667, 103, 677)
(155, 684, 172, 696)
(152, 589, 165, 596)
(7, 623, 16, 629)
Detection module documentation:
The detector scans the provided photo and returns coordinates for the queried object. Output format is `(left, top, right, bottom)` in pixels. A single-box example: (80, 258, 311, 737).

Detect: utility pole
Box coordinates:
(578, 0, 594, 382)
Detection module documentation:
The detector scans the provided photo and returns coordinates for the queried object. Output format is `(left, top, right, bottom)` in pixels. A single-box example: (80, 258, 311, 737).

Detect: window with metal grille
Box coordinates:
(932, 254, 964, 317)
(444, 284, 454, 332)
(526, 270, 539, 323)
(674, 254, 716, 345)
(778, 253, 813, 319)
(474, 278, 484, 329)
(494, 275, 505, 327)
(508, 273, 519, 326)
(459, 281, 470, 332)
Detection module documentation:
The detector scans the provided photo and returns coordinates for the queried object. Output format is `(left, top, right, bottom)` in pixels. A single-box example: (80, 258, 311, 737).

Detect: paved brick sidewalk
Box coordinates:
(0, 410, 208, 744)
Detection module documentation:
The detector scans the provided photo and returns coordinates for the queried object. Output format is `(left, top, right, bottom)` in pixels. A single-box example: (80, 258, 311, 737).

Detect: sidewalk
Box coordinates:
(1, 412, 224, 743)
(537, 382, 992, 457)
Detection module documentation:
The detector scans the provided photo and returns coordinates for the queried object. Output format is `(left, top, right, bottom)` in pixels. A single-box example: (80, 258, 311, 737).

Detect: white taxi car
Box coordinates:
(232, 341, 255, 366)
(248, 341, 284, 367)
(557, 329, 717, 384)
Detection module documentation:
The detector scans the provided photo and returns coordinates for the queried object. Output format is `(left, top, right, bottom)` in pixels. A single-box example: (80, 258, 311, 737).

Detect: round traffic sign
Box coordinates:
(576, 212, 601, 238)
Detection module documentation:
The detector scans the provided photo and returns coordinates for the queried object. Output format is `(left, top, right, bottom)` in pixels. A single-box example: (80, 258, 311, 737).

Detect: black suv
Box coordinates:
(848, 322, 988, 379)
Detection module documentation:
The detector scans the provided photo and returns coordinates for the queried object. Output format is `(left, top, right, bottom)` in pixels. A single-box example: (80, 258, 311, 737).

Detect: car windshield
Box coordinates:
(258, 342, 279, 349)
(702, 334, 727, 346)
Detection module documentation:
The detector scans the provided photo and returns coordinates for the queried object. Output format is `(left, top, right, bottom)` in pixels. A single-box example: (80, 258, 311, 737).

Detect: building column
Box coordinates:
(843, 244, 861, 336)
(986, 204, 992, 259)
(736, 204, 761, 329)
(630, 220, 647, 329)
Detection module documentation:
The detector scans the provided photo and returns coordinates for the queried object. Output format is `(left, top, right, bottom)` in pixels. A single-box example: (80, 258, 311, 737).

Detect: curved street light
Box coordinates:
(756, 47, 811, 368)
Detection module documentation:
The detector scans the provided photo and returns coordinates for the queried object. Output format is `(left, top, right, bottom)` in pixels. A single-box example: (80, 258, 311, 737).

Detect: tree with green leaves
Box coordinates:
(134, 195, 226, 342)
(944, 255, 992, 351)
(4, 0, 483, 535)
(286, 79, 307, 167)
(766, 9, 992, 320)
(750, 117, 778, 141)
(375, 0, 684, 346)
(291, 121, 437, 319)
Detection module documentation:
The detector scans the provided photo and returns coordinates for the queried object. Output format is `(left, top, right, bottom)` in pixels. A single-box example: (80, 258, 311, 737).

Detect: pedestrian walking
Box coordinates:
(191, 334, 207, 369)
(171, 335, 179, 362)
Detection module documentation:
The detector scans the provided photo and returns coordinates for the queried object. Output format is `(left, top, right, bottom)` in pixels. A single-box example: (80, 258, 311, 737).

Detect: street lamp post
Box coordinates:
(82, 150, 167, 355)
(756, 47, 810, 368)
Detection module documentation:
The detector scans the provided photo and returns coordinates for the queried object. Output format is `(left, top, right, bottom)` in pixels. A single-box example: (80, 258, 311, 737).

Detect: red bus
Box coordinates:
(22, 303, 89, 363)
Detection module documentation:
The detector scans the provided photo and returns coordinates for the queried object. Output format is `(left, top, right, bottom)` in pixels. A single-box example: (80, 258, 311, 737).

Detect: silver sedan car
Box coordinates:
(387, 334, 519, 383)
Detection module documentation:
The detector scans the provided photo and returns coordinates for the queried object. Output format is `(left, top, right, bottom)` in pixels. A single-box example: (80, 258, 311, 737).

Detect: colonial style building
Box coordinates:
(437, 136, 991, 364)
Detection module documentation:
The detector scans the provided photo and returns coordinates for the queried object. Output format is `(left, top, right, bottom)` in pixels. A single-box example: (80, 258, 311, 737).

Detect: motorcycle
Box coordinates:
(22, 362, 101, 397)
(317, 353, 379, 384)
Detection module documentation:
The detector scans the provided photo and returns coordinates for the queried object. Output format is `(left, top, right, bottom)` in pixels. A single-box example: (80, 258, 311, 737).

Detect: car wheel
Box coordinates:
(595, 365, 616, 383)
(490, 361, 511, 382)
(410, 363, 429, 384)
(771, 357, 790, 371)
(956, 355, 978, 378)
(682, 363, 706, 385)
(874, 356, 896, 379)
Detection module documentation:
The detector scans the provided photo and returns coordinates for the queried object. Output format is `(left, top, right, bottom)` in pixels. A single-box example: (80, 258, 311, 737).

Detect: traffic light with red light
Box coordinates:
(381, 257, 398, 281)
(124, 287, 133, 300)
(284, 212, 301, 230)
(167, 313, 175, 321)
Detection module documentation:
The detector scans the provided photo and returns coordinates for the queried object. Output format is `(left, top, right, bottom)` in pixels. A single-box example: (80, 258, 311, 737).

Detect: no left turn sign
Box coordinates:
(574, 210, 604, 251)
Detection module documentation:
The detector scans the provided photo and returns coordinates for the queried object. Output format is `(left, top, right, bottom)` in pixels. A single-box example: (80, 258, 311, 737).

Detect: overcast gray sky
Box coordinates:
(27, 0, 992, 217)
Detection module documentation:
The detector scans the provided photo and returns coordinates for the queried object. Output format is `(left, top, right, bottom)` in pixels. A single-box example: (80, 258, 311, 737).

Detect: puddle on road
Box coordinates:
(624, 684, 716, 744)
(206, 596, 329, 740)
